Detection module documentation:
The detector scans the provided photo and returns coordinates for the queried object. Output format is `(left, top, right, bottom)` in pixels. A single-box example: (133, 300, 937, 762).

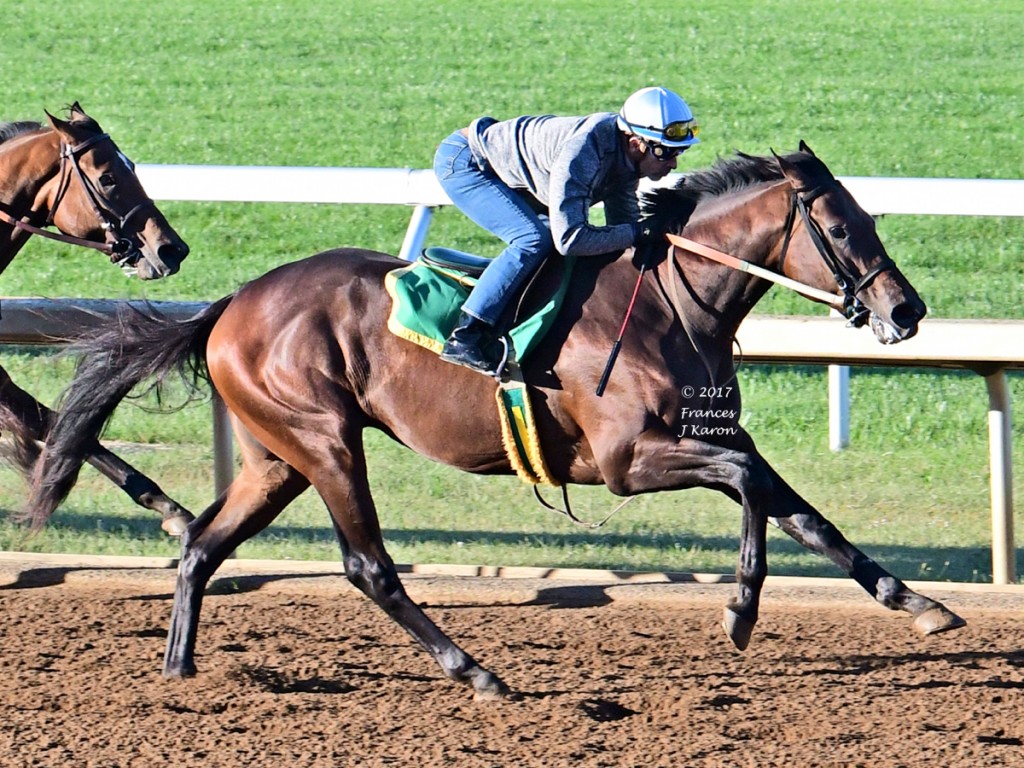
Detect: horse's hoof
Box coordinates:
(722, 607, 755, 651)
(913, 606, 967, 636)
(161, 513, 194, 537)
(162, 662, 197, 679)
(471, 671, 511, 702)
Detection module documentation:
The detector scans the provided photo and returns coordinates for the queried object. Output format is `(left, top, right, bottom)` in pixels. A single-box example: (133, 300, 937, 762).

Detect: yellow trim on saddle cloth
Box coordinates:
(496, 363, 559, 487)
(383, 262, 559, 487)
(383, 263, 477, 354)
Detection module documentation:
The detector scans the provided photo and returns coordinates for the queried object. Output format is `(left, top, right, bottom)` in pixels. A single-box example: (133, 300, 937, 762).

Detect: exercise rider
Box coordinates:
(432, 86, 701, 376)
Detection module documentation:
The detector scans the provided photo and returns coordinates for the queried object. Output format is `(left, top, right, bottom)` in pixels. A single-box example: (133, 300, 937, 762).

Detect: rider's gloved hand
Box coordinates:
(633, 222, 661, 247)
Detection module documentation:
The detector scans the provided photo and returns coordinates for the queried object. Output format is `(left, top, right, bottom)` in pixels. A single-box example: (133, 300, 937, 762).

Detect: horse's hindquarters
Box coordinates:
(205, 251, 512, 476)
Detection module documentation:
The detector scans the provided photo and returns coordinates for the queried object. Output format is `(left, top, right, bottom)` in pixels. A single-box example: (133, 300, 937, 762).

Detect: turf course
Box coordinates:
(0, 0, 1021, 581)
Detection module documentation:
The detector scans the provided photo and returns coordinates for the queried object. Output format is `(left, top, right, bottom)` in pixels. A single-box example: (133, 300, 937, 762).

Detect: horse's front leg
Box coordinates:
(601, 429, 773, 650)
(762, 463, 966, 635)
(83, 447, 195, 536)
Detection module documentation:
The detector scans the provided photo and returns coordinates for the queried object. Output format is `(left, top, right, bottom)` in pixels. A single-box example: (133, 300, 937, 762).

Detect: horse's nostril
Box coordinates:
(159, 242, 189, 265)
(890, 301, 924, 330)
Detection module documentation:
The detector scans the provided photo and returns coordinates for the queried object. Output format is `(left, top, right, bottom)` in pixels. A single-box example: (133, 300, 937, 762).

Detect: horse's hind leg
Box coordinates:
(309, 427, 510, 700)
(764, 464, 966, 635)
(164, 425, 311, 678)
(0, 364, 193, 535)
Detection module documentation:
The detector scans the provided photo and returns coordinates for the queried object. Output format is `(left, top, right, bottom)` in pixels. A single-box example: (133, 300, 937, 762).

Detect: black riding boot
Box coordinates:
(440, 311, 505, 376)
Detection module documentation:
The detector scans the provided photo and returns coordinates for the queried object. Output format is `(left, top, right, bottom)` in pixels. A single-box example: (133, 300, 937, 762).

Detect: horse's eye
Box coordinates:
(829, 225, 847, 240)
(99, 173, 116, 187)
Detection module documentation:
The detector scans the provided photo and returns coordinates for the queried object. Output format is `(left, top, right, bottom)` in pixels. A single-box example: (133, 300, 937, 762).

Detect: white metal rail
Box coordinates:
(135, 165, 1024, 260)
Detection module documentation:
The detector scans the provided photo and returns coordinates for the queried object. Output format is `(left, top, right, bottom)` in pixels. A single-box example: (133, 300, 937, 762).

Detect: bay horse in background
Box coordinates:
(28, 142, 965, 699)
(0, 102, 192, 534)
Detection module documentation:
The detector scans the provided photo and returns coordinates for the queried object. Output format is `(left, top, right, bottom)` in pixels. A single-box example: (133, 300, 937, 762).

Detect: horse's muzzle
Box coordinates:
(871, 299, 926, 344)
(134, 241, 189, 280)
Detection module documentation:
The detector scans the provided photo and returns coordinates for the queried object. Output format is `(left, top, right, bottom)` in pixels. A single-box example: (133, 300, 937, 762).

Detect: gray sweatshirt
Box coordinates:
(466, 113, 641, 257)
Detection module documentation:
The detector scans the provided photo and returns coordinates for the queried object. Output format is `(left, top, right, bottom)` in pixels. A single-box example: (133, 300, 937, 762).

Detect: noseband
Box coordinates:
(0, 132, 155, 268)
(777, 183, 895, 328)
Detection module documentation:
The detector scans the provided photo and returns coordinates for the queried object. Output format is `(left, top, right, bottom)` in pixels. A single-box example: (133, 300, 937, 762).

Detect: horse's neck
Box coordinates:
(672, 181, 790, 335)
(0, 132, 58, 270)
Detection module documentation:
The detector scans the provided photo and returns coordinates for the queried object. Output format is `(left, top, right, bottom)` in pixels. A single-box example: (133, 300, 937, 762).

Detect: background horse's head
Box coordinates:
(772, 142, 926, 343)
(40, 103, 189, 279)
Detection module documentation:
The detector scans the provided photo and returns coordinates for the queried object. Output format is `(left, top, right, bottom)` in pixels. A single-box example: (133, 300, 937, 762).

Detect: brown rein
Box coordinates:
(597, 183, 868, 398)
(0, 207, 115, 254)
(665, 232, 846, 308)
(668, 182, 897, 329)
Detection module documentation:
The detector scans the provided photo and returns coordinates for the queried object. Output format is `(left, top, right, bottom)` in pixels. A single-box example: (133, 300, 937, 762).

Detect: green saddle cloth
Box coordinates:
(384, 252, 575, 362)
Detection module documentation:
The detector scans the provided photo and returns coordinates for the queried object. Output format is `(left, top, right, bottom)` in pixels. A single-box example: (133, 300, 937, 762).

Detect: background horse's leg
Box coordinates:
(0, 366, 50, 472)
(164, 428, 311, 678)
(762, 463, 966, 634)
(311, 425, 509, 701)
(83, 446, 195, 535)
(0, 365, 193, 534)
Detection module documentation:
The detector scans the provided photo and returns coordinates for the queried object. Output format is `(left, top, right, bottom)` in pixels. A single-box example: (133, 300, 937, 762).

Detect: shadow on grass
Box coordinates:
(3, 506, 1014, 583)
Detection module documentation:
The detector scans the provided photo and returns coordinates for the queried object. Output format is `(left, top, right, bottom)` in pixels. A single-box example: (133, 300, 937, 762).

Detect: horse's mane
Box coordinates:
(0, 105, 101, 149)
(0, 121, 43, 146)
(640, 150, 831, 233)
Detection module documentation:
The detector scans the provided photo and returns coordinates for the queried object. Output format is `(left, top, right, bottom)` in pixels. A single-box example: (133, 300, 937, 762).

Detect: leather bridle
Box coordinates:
(0, 132, 156, 269)
(777, 182, 895, 328)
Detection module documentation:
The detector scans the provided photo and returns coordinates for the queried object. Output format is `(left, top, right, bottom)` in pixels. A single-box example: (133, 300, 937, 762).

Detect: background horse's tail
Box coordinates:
(23, 296, 235, 529)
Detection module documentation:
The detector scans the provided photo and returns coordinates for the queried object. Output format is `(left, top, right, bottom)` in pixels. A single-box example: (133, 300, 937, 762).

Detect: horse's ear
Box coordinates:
(45, 109, 69, 132)
(798, 139, 816, 156)
(771, 147, 793, 172)
(772, 147, 803, 187)
(69, 101, 88, 122)
(45, 109, 87, 145)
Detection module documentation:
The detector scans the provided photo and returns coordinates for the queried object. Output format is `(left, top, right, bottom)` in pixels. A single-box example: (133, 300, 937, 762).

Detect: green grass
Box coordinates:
(0, 0, 1021, 582)
(1, 359, 1019, 583)
(1, 0, 1021, 312)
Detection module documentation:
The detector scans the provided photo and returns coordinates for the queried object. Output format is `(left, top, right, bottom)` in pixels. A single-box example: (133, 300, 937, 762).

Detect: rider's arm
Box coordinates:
(547, 132, 638, 257)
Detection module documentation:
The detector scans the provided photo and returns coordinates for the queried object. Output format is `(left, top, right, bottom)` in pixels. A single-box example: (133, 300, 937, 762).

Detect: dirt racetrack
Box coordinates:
(1, 554, 1023, 768)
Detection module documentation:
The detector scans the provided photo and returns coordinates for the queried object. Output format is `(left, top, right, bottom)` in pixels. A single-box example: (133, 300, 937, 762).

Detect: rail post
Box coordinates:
(985, 370, 1016, 584)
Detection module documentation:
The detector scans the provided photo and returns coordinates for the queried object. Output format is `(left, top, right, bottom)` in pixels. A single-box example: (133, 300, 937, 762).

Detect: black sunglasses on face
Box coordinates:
(647, 142, 686, 161)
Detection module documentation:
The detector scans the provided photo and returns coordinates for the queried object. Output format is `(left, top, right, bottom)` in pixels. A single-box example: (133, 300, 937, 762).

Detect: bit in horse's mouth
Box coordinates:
(871, 314, 917, 345)
(121, 250, 174, 280)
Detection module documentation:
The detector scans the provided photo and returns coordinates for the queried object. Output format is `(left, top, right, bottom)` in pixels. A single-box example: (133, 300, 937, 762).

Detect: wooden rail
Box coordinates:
(736, 316, 1023, 584)
(1, 299, 1020, 582)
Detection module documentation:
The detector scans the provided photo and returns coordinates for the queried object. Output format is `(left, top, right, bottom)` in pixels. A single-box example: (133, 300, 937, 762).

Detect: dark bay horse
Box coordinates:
(0, 102, 192, 534)
(28, 142, 965, 699)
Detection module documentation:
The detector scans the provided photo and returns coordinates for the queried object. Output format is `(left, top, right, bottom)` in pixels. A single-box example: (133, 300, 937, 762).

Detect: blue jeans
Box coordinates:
(433, 131, 554, 327)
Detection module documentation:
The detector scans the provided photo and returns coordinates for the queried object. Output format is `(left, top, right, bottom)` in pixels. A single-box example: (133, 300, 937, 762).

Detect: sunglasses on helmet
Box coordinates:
(625, 118, 700, 144)
(662, 120, 700, 142)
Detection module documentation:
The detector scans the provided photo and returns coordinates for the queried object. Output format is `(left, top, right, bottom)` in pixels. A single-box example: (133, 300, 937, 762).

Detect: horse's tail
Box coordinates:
(23, 295, 235, 529)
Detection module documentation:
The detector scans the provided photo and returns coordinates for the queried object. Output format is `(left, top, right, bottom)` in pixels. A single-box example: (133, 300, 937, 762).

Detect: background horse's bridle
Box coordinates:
(0, 132, 155, 269)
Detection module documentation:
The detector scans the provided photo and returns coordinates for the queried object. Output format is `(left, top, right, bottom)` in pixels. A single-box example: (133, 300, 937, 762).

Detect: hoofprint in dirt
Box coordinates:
(0, 561, 1021, 768)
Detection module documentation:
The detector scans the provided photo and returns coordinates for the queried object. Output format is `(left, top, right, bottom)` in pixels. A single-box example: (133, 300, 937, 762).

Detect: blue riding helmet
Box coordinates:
(616, 86, 701, 148)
